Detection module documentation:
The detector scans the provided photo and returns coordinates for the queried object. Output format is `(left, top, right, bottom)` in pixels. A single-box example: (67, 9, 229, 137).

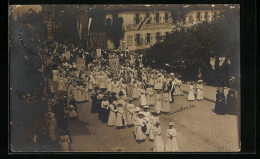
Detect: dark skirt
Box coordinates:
(214, 101, 226, 115)
(91, 99, 98, 113)
(226, 95, 238, 115)
(100, 108, 110, 123)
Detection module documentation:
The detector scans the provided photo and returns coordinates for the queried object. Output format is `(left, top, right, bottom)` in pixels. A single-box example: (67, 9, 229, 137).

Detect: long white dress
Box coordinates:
(59, 135, 70, 151)
(165, 128, 178, 152)
(132, 83, 140, 99)
(126, 103, 135, 125)
(153, 126, 165, 152)
(108, 104, 117, 126)
(149, 116, 160, 140)
(187, 85, 195, 101)
(146, 87, 155, 106)
(115, 107, 127, 127)
(162, 93, 171, 113)
(154, 93, 162, 114)
(140, 89, 147, 106)
(143, 111, 151, 135)
(196, 84, 204, 100)
(135, 118, 146, 141)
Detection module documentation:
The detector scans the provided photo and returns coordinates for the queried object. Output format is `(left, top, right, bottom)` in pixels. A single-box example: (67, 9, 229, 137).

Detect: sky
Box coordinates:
(10, 5, 42, 21)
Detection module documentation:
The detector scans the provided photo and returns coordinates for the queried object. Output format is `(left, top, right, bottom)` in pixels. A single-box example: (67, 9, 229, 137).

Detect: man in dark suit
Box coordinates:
(168, 80, 175, 103)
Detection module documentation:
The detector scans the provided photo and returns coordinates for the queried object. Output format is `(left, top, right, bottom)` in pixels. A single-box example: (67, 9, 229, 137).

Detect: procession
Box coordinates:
(9, 4, 240, 152)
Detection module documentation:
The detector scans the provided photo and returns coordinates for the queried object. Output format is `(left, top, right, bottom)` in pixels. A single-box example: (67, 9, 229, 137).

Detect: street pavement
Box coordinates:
(68, 91, 240, 152)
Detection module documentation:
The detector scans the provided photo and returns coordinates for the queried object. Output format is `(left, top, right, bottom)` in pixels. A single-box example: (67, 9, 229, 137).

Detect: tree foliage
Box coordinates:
(144, 6, 240, 82)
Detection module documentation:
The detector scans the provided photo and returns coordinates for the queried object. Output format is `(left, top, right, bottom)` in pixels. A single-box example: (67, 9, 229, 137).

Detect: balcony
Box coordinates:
(125, 23, 173, 31)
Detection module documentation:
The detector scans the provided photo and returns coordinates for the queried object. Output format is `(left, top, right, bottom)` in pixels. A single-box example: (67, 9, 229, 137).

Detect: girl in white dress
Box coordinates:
(162, 91, 171, 113)
(135, 113, 146, 143)
(108, 100, 117, 126)
(154, 91, 162, 114)
(196, 80, 204, 101)
(115, 103, 127, 128)
(153, 122, 164, 152)
(187, 82, 195, 101)
(132, 81, 140, 99)
(140, 88, 147, 107)
(126, 98, 135, 126)
(165, 122, 178, 152)
(53, 70, 58, 81)
(149, 111, 160, 141)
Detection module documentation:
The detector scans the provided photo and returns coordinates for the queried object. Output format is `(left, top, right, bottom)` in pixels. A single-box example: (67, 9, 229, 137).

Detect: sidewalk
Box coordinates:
(181, 83, 229, 102)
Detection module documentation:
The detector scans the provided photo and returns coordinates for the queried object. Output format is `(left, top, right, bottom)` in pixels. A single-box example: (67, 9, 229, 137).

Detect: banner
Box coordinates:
(96, 49, 101, 57)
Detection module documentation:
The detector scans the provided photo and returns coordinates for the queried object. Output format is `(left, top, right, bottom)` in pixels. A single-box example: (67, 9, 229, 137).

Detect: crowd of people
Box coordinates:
(26, 39, 238, 152)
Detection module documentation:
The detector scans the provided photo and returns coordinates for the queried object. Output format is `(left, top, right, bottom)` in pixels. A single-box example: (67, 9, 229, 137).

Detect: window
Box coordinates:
(156, 13, 159, 23)
(204, 12, 208, 21)
(135, 13, 140, 24)
(165, 13, 169, 23)
(156, 32, 160, 42)
(136, 34, 141, 45)
(196, 12, 201, 21)
(146, 33, 151, 44)
(127, 35, 133, 46)
(146, 13, 151, 24)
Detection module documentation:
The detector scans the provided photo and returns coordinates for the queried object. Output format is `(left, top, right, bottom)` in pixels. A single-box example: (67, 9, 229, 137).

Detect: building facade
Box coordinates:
(103, 5, 224, 53)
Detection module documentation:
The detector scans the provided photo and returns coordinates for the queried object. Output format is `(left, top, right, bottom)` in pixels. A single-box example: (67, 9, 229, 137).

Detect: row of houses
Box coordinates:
(41, 4, 228, 52)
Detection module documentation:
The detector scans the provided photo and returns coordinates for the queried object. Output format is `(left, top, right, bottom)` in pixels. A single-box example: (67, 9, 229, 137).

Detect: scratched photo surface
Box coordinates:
(9, 4, 240, 152)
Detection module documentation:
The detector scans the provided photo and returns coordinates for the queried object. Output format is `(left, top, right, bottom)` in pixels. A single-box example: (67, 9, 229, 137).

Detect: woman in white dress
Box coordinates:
(115, 103, 127, 128)
(59, 131, 71, 151)
(126, 98, 135, 126)
(132, 81, 140, 99)
(165, 122, 178, 152)
(162, 91, 171, 113)
(140, 88, 147, 107)
(135, 113, 146, 143)
(196, 80, 204, 101)
(108, 100, 117, 126)
(142, 106, 151, 135)
(187, 82, 195, 101)
(149, 111, 160, 141)
(154, 91, 162, 114)
(153, 122, 164, 152)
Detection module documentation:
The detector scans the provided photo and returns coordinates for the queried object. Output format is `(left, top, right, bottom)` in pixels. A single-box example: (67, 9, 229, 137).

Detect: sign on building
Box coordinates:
(109, 55, 120, 74)
(96, 49, 101, 57)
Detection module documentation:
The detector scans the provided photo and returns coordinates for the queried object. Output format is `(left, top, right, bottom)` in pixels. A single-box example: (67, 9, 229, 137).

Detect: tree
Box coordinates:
(144, 5, 240, 83)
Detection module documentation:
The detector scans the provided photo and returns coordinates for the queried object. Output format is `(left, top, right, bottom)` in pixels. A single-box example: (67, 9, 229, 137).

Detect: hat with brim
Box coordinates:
(169, 122, 175, 126)
(68, 105, 74, 109)
(135, 107, 140, 112)
(143, 105, 150, 109)
(151, 111, 158, 115)
(198, 80, 203, 83)
(97, 94, 104, 99)
(45, 112, 55, 119)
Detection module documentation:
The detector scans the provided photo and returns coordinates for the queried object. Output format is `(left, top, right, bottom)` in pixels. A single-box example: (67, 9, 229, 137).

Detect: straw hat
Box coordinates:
(97, 94, 104, 99)
(169, 122, 175, 126)
(138, 112, 145, 116)
(198, 80, 203, 83)
(143, 105, 150, 109)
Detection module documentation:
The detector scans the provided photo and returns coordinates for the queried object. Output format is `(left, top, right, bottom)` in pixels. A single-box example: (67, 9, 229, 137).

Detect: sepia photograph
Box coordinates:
(9, 4, 240, 152)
